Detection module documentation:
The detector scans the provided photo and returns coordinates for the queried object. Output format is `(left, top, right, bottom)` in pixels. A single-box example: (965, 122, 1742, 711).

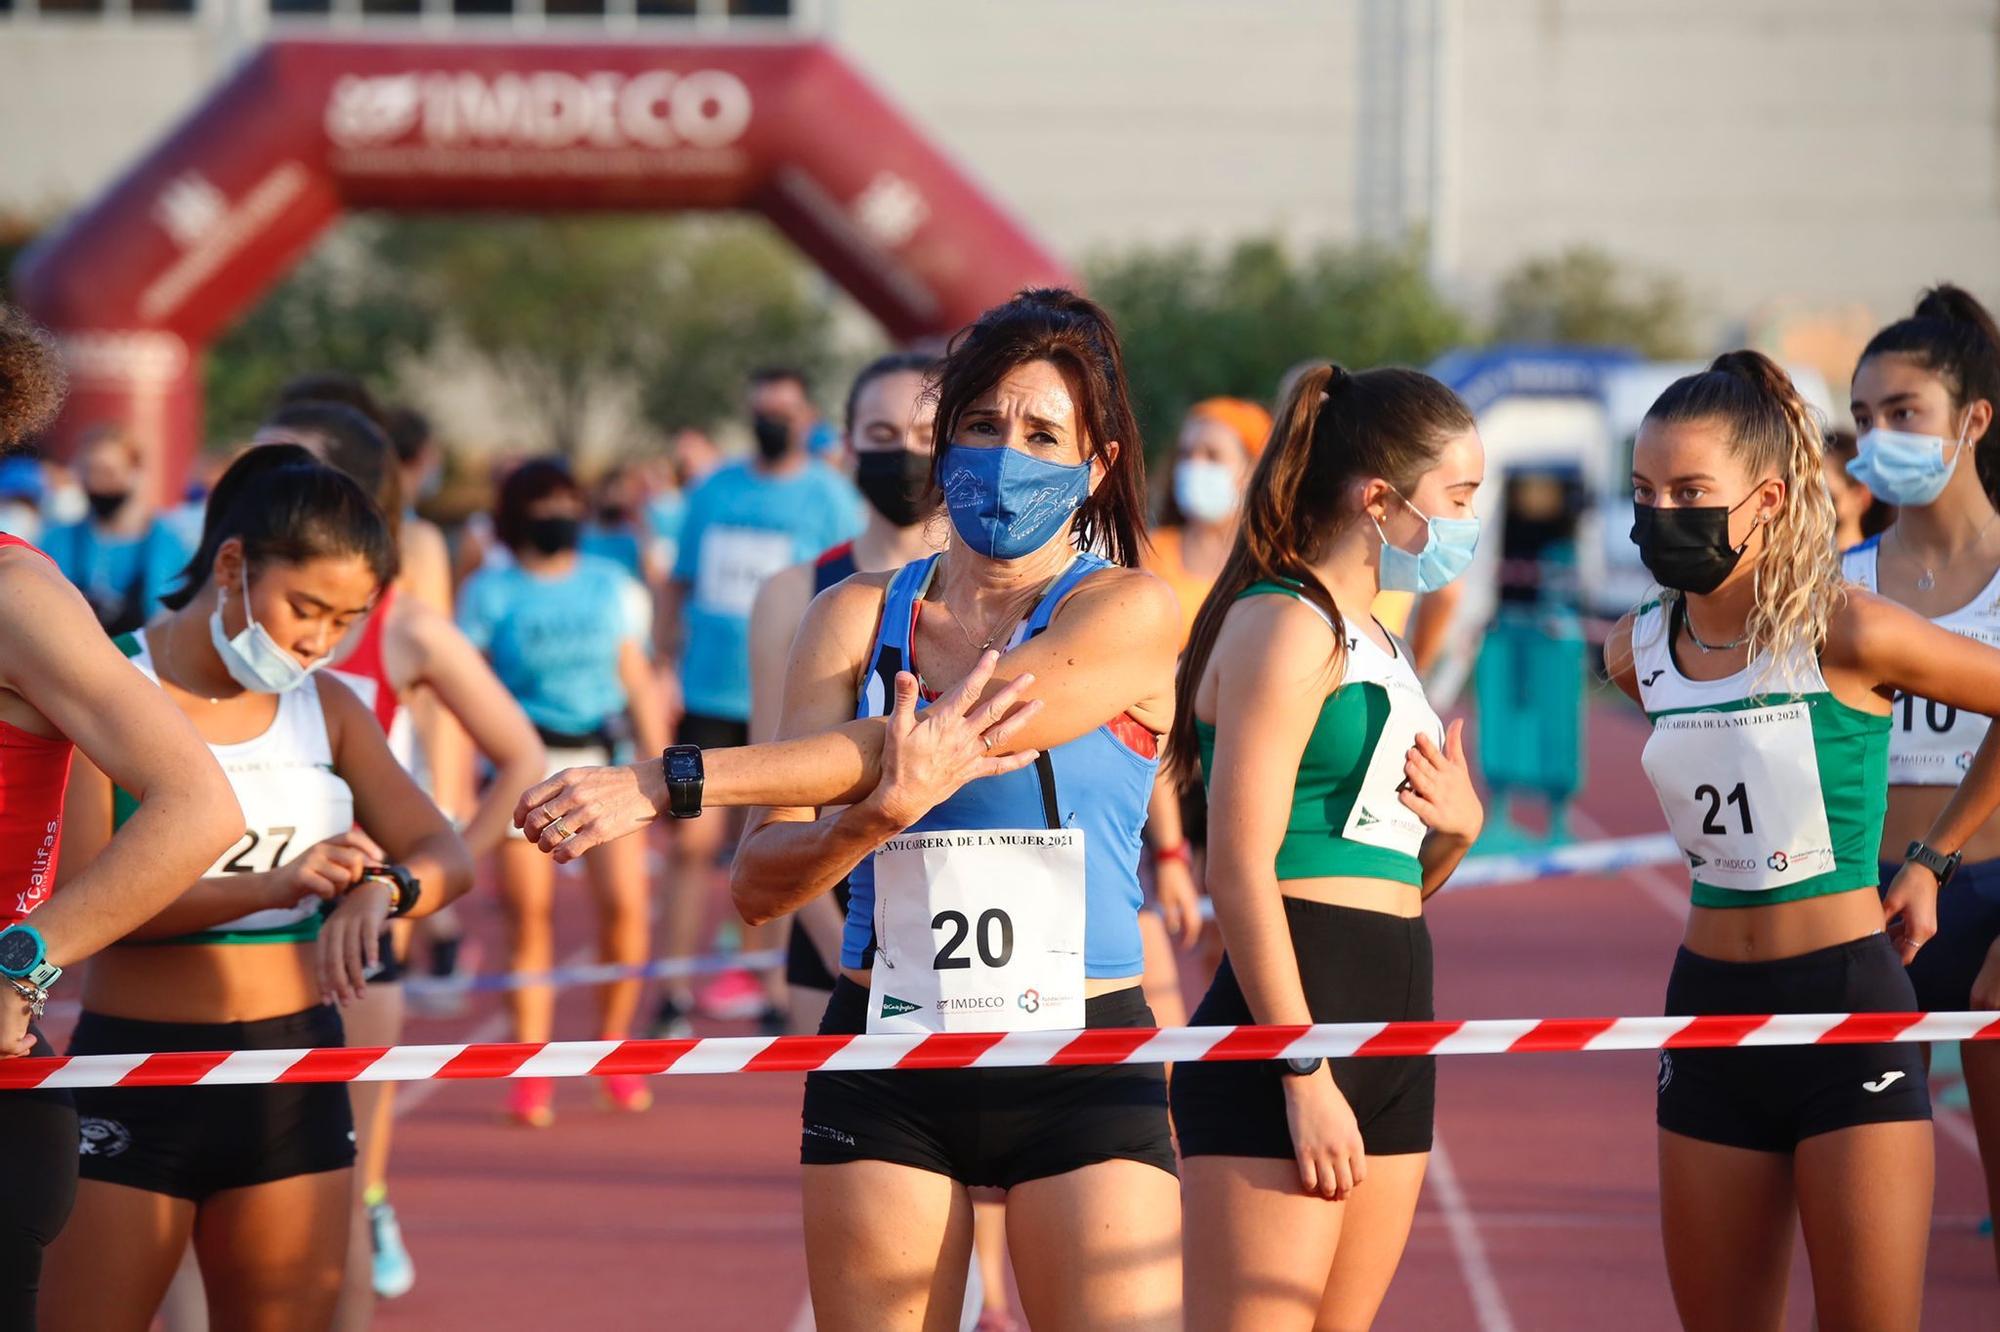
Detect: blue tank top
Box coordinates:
(839, 554, 1158, 977)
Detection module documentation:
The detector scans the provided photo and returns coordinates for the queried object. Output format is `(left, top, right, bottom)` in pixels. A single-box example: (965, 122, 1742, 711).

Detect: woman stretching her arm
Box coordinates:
(521, 289, 1183, 1332)
(1170, 364, 1487, 1332)
(1610, 351, 2000, 1332)
(43, 446, 474, 1332)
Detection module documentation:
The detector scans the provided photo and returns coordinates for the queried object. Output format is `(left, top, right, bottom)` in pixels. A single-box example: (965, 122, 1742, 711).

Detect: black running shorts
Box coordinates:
(71, 1006, 356, 1200)
(1172, 898, 1436, 1159)
(1656, 934, 1931, 1153)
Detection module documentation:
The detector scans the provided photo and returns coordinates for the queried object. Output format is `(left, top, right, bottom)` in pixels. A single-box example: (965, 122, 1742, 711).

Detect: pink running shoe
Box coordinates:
(696, 969, 764, 1020)
(504, 1077, 555, 1129)
(599, 1074, 654, 1113)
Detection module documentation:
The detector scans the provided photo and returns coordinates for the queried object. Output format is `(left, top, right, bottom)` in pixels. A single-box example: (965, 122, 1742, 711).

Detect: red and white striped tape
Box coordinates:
(7, 1011, 1999, 1090)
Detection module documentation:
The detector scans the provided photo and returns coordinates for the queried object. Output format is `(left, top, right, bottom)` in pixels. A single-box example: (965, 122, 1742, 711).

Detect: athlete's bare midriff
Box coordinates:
(84, 940, 321, 1024)
(1683, 886, 1888, 963)
(1276, 875, 1423, 919)
(1881, 783, 2000, 865)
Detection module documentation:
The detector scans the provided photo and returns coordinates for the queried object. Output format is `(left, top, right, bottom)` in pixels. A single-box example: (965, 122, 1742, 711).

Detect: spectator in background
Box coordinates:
(40, 425, 192, 635)
(649, 369, 862, 1038)
(639, 429, 722, 578)
(1822, 425, 1893, 551)
(0, 454, 44, 542)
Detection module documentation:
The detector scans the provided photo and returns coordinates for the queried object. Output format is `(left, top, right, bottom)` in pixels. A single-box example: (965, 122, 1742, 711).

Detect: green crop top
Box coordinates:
(1194, 581, 1444, 886)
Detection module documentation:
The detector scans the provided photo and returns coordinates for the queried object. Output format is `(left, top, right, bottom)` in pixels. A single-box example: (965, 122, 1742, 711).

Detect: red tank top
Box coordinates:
(340, 586, 400, 736)
(0, 535, 77, 926)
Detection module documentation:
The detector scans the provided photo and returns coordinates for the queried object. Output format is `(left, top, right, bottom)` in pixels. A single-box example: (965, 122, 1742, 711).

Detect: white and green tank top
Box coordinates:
(1631, 600, 1887, 909)
(114, 630, 353, 945)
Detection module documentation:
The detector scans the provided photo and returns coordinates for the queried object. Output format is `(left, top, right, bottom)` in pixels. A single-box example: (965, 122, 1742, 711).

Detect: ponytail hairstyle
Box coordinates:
(929, 288, 1148, 567)
(162, 443, 399, 611)
(1855, 284, 2000, 506)
(1642, 351, 1839, 688)
(1166, 363, 1475, 788)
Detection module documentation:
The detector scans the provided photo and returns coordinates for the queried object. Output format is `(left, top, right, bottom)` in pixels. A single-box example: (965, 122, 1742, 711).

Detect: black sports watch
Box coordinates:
(661, 744, 705, 820)
(1905, 840, 1962, 888)
(361, 865, 422, 918)
(1282, 1056, 1324, 1077)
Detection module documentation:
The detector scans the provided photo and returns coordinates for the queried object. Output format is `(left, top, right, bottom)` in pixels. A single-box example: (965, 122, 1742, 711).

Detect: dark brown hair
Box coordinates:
(929, 288, 1147, 567)
(496, 458, 583, 551)
(1855, 284, 2000, 506)
(0, 305, 67, 448)
(1167, 363, 1474, 787)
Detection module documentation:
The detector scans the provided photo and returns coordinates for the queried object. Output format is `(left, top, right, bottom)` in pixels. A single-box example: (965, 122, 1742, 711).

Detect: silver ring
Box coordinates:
(549, 815, 568, 839)
(982, 734, 995, 751)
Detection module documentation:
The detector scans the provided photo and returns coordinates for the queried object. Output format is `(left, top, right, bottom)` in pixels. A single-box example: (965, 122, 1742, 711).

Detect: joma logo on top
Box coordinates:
(324, 69, 754, 152)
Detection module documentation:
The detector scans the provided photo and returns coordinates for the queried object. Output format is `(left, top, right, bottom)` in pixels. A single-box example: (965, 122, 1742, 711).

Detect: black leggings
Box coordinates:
(0, 1028, 79, 1332)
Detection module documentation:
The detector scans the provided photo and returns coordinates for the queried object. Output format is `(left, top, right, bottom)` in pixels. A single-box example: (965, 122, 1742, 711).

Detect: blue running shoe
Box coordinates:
(370, 1200, 416, 1299)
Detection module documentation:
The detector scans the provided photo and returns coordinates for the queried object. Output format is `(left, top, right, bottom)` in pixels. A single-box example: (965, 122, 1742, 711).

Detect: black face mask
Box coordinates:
(853, 448, 932, 527)
(1629, 493, 1759, 595)
(751, 414, 792, 462)
(85, 489, 129, 522)
(596, 505, 631, 526)
(522, 516, 582, 556)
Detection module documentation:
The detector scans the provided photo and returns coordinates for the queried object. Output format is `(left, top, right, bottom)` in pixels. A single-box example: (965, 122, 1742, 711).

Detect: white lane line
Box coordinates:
(1572, 809, 1685, 920)
(1428, 1133, 1517, 1332)
(1936, 1103, 1983, 1161)
(395, 942, 594, 1118)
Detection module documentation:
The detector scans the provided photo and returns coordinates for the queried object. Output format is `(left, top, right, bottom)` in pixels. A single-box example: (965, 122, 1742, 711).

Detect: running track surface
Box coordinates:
(85, 705, 2000, 1328)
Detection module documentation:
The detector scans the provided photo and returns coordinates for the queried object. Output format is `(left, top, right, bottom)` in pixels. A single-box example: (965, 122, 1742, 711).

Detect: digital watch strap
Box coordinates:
(1905, 840, 1962, 888)
(662, 744, 705, 820)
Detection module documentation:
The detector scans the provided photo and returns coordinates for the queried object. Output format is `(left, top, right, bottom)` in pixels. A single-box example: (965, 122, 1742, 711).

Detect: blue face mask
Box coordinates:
(1846, 416, 1972, 507)
(209, 580, 322, 694)
(1376, 490, 1479, 594)
(939, 444, 1092, 560)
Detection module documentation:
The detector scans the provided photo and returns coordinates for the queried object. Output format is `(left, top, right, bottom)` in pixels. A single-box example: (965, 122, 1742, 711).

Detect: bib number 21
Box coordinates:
(1694, 782, 1753, 835)
(931, 908, 1014, 970)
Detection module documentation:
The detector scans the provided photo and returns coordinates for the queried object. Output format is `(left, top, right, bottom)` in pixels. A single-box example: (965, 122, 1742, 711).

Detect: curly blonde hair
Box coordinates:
(1641, 350, 1843, 692)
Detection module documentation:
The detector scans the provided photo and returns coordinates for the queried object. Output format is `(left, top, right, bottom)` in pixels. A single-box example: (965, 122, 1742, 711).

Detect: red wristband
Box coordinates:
(1153, 842, 1191, 868)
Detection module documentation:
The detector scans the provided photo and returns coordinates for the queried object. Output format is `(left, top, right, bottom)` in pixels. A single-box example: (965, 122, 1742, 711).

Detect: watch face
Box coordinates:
(0, 929, 38, 975)
(667, 751, 702, 781)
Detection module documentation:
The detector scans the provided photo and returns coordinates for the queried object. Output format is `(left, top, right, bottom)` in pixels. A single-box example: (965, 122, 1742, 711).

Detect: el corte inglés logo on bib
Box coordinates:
(879, 996, 921, 1020)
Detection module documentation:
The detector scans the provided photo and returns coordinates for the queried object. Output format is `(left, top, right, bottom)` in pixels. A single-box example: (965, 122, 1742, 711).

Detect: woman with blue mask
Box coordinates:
(43, 444, 474, 1332)
(1166, 363, 1486, 1330)
(516, 289, 1186, 1330)
(1843, 284, 2000, 1276)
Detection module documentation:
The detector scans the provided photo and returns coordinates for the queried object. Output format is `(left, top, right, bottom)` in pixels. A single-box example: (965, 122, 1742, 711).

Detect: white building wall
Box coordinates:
(1, 0, 1997, 334)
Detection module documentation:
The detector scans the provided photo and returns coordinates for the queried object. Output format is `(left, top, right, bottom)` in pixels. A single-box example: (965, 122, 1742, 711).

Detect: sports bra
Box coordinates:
(114, 630, 354, 946)
(0, 536, 75, 927)
(1195, 580, 1442, 887)
(1841, 536, 2000, 786)
(813, 541, 859, 594)
(840, 553, 1159, 977)
(1632, 599, 1887, 909)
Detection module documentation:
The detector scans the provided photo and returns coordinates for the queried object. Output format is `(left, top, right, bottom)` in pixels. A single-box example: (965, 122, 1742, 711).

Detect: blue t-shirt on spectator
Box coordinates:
(458, 554, 642, 738)
(674, 459, 862, 721)
(41, 518, 192, 635)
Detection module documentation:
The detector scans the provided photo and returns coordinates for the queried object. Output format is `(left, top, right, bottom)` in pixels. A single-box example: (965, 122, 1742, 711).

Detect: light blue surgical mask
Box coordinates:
(939, 443, 1091, 560)
(1173, 460, 1240, 524)
(1376, 490, 1479, 593)
(209, 580, 322, 694)
(1846, 416, 1972, 507)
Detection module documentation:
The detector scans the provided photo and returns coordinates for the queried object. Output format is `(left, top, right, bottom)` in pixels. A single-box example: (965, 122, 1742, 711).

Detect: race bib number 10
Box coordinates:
(867, 828, 1087, 1034)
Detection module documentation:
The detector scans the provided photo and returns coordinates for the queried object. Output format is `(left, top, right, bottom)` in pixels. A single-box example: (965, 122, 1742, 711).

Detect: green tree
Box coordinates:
(204, 214, 845, 456)
(1087, 235, 1469, 460)
(1490, 245, 1696, 359)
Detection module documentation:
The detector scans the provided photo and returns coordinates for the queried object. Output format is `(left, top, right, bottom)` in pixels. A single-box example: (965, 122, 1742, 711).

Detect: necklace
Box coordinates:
(1683, 605, 1745, 654)
(1888, 512, 1999, 592)
(168, 615, 225, 705)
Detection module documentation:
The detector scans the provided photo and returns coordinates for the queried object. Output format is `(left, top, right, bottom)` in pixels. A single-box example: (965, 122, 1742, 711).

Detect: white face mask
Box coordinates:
(209, 580, 321, 694)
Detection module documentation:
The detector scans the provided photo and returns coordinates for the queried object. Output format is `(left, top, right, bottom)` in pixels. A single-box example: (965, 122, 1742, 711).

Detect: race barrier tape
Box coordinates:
(7, 1010, 1997, 1091)
(1443, 832, 1680, 890)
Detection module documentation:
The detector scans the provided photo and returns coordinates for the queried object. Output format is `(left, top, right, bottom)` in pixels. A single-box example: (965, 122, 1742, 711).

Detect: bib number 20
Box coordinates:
(1694, 782, 1753, 836)
(931, 908, 1015, 971)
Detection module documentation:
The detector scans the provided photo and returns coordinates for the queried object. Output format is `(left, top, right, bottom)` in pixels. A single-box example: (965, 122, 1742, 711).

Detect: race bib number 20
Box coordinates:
(867, 828, 1087, 1034)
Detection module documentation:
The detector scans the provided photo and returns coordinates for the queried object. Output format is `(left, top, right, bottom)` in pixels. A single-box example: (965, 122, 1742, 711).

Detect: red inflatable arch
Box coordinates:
(12, 38, 1074, 494)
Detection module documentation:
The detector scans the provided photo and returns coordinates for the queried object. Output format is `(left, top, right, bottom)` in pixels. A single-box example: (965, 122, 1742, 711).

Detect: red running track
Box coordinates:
(75, 703, 1998, 1328)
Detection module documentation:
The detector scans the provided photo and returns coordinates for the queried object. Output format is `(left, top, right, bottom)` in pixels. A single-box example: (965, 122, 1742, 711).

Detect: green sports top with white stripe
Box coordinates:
(1632, 599, 1888, 909)
(1195, 580, 1445, 887)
